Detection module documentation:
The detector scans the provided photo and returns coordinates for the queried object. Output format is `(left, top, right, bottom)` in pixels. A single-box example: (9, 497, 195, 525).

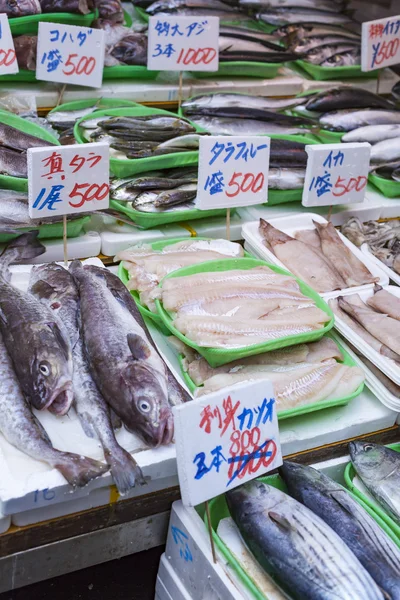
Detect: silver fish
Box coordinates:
(343, 124, 400, 143)
(181, 92, 310, 112)
(0, 147, 28, 178)
(320, 108, 400, 132)
(189, 115, 311, 136)
(305, 43, 360, 65)
(321, 48, 360, 67)
(257, 8, 353, 26)
(268, 167, 305, 189)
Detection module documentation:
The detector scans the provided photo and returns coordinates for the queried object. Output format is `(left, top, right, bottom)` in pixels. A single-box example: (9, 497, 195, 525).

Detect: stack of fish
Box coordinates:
(2, 0, 93, 16)
(175, 335, 364, 409)
(79, 113, 200, 160)
(341, 217, 400, 276)
(111, 167, 199, 213)
(0, 233, 188, 495)
(225, 459, 400, 600)
(158, 264, 330, 348)
(181, 92, 315, 137)
(350, 441, 400, 526)
(142, 0, 252, 23)
(330, 286, 400, 363)
(259, 219, 379, 293)
(93, 21, 148, 66)
(0, 120, 56, 179)
(116, 238, 245, 310)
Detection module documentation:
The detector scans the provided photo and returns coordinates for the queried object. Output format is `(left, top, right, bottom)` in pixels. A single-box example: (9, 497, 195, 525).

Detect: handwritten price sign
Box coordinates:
(36, 22, 105, 87)
(362, 15, 400, 71)
(28, 142, 109, 218)
(196, 136, 270, 210)
(173, 380, 282, 506)
(147, 15, 219, 71)
(0, 15, 18, 75)
(302, 142, 371, 207)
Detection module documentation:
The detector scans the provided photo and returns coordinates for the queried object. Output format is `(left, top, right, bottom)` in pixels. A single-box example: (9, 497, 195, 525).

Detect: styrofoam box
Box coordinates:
(156, 577, 174, 600)
(332, 285, 400, 386)
(241, 213, 389, 300)
(360, 243, 400, 287)
(157, 555, 192, 600)
(164, 454, 357, 600)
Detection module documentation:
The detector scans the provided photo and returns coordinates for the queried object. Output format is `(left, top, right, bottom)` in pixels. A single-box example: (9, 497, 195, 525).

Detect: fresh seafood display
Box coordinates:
(226, 479, 384, 600)
(0, 120, 56, 178)
(158, 263, 330, 349)
(259, 218, 378, 293)
(94, 22, 148, 66)
(350, 442, 400, 525)
(117, 238, 244, 310)
(0, 0, 93, 16)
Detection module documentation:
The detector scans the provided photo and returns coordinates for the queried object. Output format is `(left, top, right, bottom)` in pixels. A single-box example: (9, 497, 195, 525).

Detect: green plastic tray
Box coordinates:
(179, 332, 364, 418)
(192, 61, 279, 79)
(0, 215, 90, 243)
(155, 257, 334, 367)
(369, 173, 400, 198)
(110, 199, 228, 230)
(103, 65, 159, 80)
(0, 69, 37, 82)
(9, 10, 96, 36)
(293, 59, 377, 81)
(0, 110, 59, 192)
(203, 471, 399, 600)
(344, 443, 400, 545)
(48, 98, 140, 116)
(74, 106, 206, 177)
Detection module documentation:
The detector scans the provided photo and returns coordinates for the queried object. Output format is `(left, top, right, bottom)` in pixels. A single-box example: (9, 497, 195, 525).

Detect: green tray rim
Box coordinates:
(293, 59, 377, 81)
(9, 10, 96, 36)
(369, 173, 400, 198)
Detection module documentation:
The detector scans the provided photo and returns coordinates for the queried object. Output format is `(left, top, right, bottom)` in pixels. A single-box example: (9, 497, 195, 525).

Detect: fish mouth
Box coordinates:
(143, 408, 174, 448)
(47, 382, 74, 416)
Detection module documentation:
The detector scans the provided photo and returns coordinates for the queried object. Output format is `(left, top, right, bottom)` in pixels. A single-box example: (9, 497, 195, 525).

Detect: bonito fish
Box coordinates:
(29, 263, 145, 494)
(0, 330, 109, 488)
(281, 461, 400, 600)
(226, 481, 384, 600)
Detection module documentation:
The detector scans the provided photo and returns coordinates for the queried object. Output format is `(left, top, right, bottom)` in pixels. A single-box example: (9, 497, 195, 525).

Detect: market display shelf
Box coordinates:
(8, 10, 96, 36)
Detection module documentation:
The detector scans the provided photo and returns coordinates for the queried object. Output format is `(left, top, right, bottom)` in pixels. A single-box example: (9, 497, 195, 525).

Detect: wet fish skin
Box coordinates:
(241, 0, 342, 11)
(0, 147, 27, 178)
(29, 263, 145, 494)
(367, 283, 400, 320)
(306, 87, 394, 112)
(226, 480, 384, 600)
(343, 124, 400, 144)
(189, 116, 310, 137)
(280, 461, 400, 600)
(14, 34, 37, 71)
(0, 121, 55, 152)
(0, 233, 74, 415)
(268, 167, 305, 189)
(182, 92, 309, 113)
(257, 7, 353, 26)
(108, 33, 147, 66)
(69, 262, 176, 447)
(0, 0, 41, 16)
(350, 441, 400, 525)
(305, 43, 360, 66)
(370, 136, 400, 164)
(183, 105, 313, 126)
(278, 22, 360, 40)
(320, 109, 400, 132)
(40, 0, 91, 13)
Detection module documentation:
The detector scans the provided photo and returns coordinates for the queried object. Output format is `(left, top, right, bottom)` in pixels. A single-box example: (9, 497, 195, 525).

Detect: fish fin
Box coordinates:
(269, 511, 296, 532)
(110, 408, 122, 430)
(167, 369, 191, 406)
(127, 332, 151, 360)
(106, 447, 146, 494)
(374, 283, 383, 293)
(0, 232, 45, 278)
(328, 490, 356, 516)
(30, 280, 57, 300)
(54, 452, 110, 488)
(46, 321, 71, 358)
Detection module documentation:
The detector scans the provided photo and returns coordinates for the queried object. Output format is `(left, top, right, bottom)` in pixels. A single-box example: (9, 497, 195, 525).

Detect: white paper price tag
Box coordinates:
(196, 135, 270, 210)
(302, 142, 371, 207)
(173, 380, 282, 507)
(147, 15, 219, 71)
(28, 142, 109, 218)
(362, 15, 400, 71)
(36, 22, 105, 88)
(0, 15, 18, 75)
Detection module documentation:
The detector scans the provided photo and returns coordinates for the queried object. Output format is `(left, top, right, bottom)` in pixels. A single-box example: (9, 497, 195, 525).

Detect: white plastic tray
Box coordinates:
(360, 243, 400, 287)
(332, 285, 400, 386)
(241, 213, 389, 300)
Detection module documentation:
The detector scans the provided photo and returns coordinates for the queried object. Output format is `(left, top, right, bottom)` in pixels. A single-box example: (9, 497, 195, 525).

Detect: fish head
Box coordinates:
(280, 461, 341, 505)
(349, 441, 396, 480)
(29, 323, 73, 415)
(121, 362, 173, 447)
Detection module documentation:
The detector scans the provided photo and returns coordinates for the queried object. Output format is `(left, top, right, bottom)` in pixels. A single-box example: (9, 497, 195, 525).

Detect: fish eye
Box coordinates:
(138, 400, 151, 414)
(364, 444, 374, 452)
(39, 362, 50, 376)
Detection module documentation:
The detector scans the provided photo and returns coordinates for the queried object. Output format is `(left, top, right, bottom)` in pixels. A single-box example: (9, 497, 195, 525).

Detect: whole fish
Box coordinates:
(226, 480, 384, 600)
(157, 133, 206, 149)
(270, 139, 308, 167)
(69, 262, 179, 446)
(0, 233, 73, 414)
(0, 147, 27, 178)
(40, 0, 91, 13)
(14, 35, 37, 71)
(306, 87, 394, 112)
(146, 0, 239, 13)
(321, 49, 360, 67)
(278, 23, 360, 40)
(189, 116, 311, 136)
(218, 51, 299, 63)
(219, 35, 284, 54)
(343, 124, 400, 143)
(126, 176, 197, 191)
(0, 121, 55, 152)
(305, 43, 360, 65)
(0, 0, 41, 16)
(29, 263, 145, 494)
(106, 33, 147, 66)
(320, 109, 400, 132)
(182, 106, 312, 126)
(280, 461, 400, 600)
(350, 441, 400, 525)
(47, 106, 100, 130)
(0, 329, 109, 488)
(289, 35, 360, 54)
(241, 0, 342, 11)
(370, 137, 400, 164)
(182, 92, 310, 113)
(257, 8, 353, 26)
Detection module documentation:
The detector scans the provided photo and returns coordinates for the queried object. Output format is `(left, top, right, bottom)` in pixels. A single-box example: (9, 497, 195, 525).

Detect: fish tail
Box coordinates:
(0, 231, 45, 277)
(69, 259, 83, 276)
(106, 446, 146, 495)
(55, 452, 109, 488)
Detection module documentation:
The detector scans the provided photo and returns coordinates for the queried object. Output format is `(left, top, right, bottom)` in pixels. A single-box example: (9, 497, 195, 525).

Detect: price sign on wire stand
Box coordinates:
(0, 15, 18, 75)
(302, 142, 371, 208)
(362, 15, 400, 71)
(36, 22, 105, 88)
(28, 142, 109, 263)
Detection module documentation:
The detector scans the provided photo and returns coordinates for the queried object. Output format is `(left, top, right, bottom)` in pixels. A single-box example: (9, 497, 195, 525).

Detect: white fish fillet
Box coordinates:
(367, 286, 400, 321)
(161, 267, 292, 292)
(179, 298, 315, 318)
(115, 238, 244, 262)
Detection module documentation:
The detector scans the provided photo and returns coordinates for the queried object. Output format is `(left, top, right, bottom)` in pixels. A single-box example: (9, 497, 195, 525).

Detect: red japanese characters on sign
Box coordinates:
(27, 142, 110, 218)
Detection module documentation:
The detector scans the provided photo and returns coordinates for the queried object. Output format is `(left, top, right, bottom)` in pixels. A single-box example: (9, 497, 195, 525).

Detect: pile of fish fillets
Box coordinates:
(175, 336, 364, 410)
(0, 233, 188, 495)
(259, 218, 379, 293)
(225, 454, 400, 600)
(330, 285, 400, 364)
